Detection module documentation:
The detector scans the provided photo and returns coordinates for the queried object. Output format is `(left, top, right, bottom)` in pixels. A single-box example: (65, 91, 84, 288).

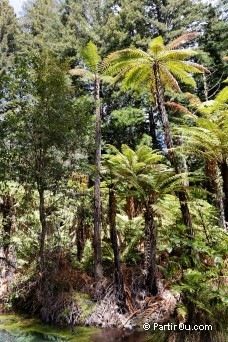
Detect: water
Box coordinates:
(0, 326, 149, 342)
(0, 315, 149, 342)
(0, 315, 226, 342)
(0, 329, 65, 342)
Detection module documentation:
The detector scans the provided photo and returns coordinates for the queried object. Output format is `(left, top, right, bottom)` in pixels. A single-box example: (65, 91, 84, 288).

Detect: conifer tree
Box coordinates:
(0, 0, 19, 75)
(20, 0, 64, 56)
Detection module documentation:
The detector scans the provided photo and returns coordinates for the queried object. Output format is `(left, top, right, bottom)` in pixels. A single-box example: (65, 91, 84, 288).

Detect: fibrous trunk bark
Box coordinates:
(206, 160, 226, 230)
(148, 107, 159, 150)
(220, 160, 228, 228)
(0, 195, 16, 276)
(126, 195, 136, 219)
(153, 64, 193, 238)
(144, 203, 158, 295)
(109, 186, 126, 310)
(39, 187, 47, 266)
(94, 75, 103, 278)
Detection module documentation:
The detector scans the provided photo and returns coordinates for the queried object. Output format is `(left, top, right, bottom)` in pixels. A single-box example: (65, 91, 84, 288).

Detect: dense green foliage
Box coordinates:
(0, 0, 227, 339)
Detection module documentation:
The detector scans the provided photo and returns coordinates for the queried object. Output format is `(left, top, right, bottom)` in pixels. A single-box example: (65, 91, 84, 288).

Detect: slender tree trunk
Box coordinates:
(153, 64, 193, 237)
(126, 195, 136, 219)
(94, 75, 103, 278)
(203, 72, 209, 102)
(76, 220, 84, 262)
(109, 186, 126, 311)
(144, 203, 158, 295)
(206, 160, 226, 230)
(0, 195, 16, 278)
(220, 160, 228, 227)
(1, 195, 14, 262)
(148, 107, 159, 150)
(39, 187, 47, 266)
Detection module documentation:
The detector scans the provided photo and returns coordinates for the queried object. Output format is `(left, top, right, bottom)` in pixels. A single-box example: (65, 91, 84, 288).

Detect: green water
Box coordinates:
(0, 315, 226, 342)
(0, 315, 99, 342)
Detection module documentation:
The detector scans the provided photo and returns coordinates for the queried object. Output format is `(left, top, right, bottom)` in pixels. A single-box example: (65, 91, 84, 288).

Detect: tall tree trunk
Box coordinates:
(76, 219, 84, 262)
(206, 160, 226, 230)
(144, 202, 158, 295)
(94, 75, 103, 278)
(153, 64, 193, 238)
(126, 195, 136, 219)
(0, 195, 16, 277)
(148, 107, 159, 150)
(1, 195, 14, 262)
(220, 160, 228, 227)
(109, 186, 126, 311)
(39, 187, 47, 266)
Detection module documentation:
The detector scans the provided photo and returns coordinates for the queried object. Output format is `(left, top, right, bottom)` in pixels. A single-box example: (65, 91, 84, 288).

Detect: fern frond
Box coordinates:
(68, 68, 95, 80)
(102, 48, 151, 70)
(166, 32, 198, 50)
(159, 64, 182, 92)
(122, 65, 151, 90)
(166, 60, 206, 74)
(165, 102, 192, 115)
(185, 61, 210, 73)
(149, 36, 164, 56)
(159, 49, 197, 61)
(81, 41, 100, 73)
(167, 65, 196, 88)
(215, 86, 228, 104)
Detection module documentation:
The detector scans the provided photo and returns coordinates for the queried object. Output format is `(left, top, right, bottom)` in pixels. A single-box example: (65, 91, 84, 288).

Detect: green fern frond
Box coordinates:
(215, 86, 228, 104)
(166, 60, 205, 74)
(159, 49, 197, 61)
(159, 64, 182, 92)
(102, 48, 151, 70)
(122, 65, 151, 90)
(81, 41, 100, 73)
(149, 36, 164, 56)
(167, 65, 196, 87)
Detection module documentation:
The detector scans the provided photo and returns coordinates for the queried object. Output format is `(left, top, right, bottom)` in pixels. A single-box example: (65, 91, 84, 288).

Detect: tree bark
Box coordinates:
(109, 186, 126, 311)
(220, 160, 228, 227)
(1, 195, 13, 261)
(126, 195, 136, 219)
(153, 64, 193, 238)
(148, 107, 159, 150)
(144, 203, 158, 295)
(94, 74, 103, 278)
(206, 160, 226, 230)
(39, 187, 47, 266)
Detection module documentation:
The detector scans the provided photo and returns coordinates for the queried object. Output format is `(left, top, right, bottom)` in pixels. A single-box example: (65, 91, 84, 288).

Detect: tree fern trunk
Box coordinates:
(39, 187, 47, 267)
(149, 107, 159, 150)
(0, 194, 16, 276)
(220, 160, 228, 228)
(144, 203, 158, 295)
(109, 186, 126, 310)
(153, 64, 193, 237)
(206, 160, 226, 230)
(94, 75, 103, 278)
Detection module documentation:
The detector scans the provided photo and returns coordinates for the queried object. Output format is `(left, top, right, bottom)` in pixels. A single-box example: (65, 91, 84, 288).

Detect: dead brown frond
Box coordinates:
(165, 101, 192, 114)
(167, 32, 199, 50)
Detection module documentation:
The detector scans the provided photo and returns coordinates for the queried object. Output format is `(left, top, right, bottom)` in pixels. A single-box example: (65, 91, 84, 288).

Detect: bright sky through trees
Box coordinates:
(9, 0, 24, 15)
(9, 0, 218, 16)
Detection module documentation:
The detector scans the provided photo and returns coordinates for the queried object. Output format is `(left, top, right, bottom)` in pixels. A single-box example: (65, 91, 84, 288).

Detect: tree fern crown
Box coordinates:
(102, 33, 209, 95)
